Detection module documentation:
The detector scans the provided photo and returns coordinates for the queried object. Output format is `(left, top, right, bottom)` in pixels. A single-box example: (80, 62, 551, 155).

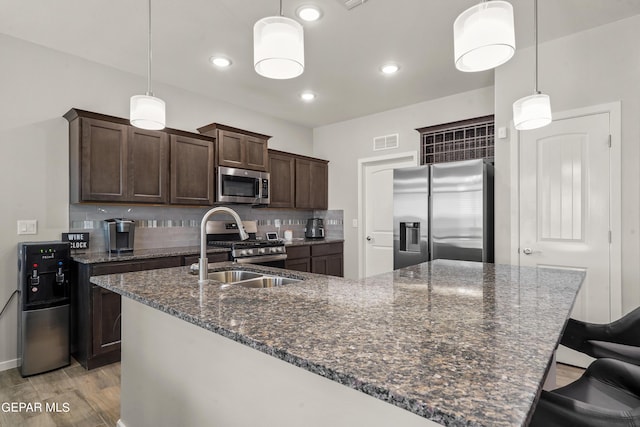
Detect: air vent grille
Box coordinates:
(340, 0, 368, 10)
(373, 134, 399, 151)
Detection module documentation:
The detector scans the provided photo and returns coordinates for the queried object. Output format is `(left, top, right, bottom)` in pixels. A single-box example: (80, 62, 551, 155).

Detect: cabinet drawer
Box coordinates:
(286, 245, 310, 260)
(311, 242, 343, 257)
(91, 256, 182, 276)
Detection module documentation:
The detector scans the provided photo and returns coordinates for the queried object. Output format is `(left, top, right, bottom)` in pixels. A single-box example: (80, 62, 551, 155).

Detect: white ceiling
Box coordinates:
(2, 0, 640, 128)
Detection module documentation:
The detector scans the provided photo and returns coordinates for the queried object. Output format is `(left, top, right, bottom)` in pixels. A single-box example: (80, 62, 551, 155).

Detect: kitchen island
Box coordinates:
(91, 260, 584, 427)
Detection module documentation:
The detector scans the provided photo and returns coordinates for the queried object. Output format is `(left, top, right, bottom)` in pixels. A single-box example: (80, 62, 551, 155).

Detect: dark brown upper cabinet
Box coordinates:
(170, 134, 215, 205)
(127, 127, 169, 204)
(268, 149, 328, 210)
(197, 123, 270, 172)
(268, 150, 296, 208)
(72, 117, 129, 202)
(295, 157, 328, 210)
(65, 109, 214, 206)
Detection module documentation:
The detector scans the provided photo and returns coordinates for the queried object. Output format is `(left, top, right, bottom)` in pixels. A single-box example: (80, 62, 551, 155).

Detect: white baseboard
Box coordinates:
(116, 419, 126, 427)
(0, 358, 18, 372)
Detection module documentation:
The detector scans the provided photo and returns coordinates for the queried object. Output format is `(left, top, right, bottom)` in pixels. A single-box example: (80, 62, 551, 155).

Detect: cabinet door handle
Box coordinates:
(522, 247, 533, 255)
(366, 236, 372, 241)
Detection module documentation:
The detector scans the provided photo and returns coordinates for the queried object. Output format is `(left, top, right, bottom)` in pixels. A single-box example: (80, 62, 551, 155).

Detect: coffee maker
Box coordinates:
(305, 218, 325, 239)
(104, 218, 136, 253)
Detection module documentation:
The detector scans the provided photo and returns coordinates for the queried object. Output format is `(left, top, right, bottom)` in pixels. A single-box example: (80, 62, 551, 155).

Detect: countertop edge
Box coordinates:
(95, 269, 475, 427)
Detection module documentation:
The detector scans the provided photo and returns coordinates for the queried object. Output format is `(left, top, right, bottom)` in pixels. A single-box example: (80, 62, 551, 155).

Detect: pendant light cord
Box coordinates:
(147, 0, 153, 96)
(279, 0, 283, 16)
(534, 0, 539, 94)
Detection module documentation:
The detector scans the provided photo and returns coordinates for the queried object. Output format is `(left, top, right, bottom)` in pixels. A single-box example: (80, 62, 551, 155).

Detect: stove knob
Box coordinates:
(258, 248, 266, 254)
(240, 249, 248, 256)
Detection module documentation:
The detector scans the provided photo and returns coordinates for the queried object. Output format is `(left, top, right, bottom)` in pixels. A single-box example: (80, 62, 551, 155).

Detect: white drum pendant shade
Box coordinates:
(130, 95, 166, 130)
(254, 16, 304, 79)
(512, 93, 552, 130)
(454, 0, 515, 72)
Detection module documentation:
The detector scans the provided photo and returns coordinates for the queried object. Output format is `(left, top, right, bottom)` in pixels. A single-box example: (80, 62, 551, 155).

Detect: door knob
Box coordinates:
(366, 236, 372, 241)
(522, 247, 533, 255)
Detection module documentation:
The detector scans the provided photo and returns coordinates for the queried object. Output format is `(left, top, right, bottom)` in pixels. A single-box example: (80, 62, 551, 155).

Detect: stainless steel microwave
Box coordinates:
(217, 166, 270, 205)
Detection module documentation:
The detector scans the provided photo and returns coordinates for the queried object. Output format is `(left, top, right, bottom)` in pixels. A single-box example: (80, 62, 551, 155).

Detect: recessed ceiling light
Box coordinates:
(210, 56, 232, 68)
(296, 5, 322, 22)
(300, 91, 316, 101)
(381, 63, 399, 74)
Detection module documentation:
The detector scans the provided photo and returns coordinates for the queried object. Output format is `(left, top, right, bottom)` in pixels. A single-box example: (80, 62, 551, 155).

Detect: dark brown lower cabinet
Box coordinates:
(285, 242, 343, 277)
(311, 242, 344, 277)
(285, 245, 311, 272)
(91, 286, 121, 358)
(286, 258, 312, 273)
(311, 254, 344, 277)
(73, 256, 183, 369)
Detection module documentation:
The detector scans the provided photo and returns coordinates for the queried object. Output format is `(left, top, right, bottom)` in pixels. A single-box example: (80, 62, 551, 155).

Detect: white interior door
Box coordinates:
(519, 112, 611, 367)
(361, 154, 417, 278)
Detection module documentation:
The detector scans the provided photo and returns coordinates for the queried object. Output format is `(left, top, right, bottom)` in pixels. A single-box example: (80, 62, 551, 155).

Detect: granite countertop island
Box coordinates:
(91, 260, 584, 427)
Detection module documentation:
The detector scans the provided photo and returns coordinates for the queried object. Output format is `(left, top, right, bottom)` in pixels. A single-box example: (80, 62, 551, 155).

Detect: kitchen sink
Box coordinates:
(232, 276, 301, 288)
(207, 270, 263, 283)
(202, 268, 303, 288)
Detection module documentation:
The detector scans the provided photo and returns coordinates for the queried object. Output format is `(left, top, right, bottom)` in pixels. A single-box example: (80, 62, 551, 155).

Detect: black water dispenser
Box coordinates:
(17, 242, 71, 377)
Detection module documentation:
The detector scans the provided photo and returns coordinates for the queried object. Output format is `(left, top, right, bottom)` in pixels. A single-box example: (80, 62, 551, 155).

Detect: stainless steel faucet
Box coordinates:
(199, 207, 248, 285)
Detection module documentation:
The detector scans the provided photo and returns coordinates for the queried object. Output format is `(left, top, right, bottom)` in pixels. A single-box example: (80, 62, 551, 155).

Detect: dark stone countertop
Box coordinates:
(71, 239, 343, 264)
(90, 260, 584, 426)
(283, 238, 344, 246)
(71, 246, 230, 264)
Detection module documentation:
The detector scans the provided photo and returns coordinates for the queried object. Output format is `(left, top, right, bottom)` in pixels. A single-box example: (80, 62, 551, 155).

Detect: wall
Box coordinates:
(0, 34, 313, 370)
(493, 15, 640, 314)
(313, 87, 495, 279)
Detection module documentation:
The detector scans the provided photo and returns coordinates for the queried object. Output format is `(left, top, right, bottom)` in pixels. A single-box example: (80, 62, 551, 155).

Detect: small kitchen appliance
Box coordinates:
(305, 218, 325, 239)
(17, 241, 71, 377)
(104, 218, 136, 253)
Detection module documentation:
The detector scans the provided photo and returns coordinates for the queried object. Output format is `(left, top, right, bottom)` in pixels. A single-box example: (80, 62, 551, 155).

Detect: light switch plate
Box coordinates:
(352, 219, 358, 228)
(17, 219, 37, 235)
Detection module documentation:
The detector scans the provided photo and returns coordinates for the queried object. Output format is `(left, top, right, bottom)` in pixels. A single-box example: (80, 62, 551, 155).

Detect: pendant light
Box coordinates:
(453, 0, 515, 72)
(254, 0, 304, 79)
(512, 0, 552, 130)
(130, 0, 166, 130)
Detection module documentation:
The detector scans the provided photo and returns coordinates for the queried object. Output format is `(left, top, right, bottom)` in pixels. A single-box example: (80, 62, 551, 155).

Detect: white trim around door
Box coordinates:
(357, 151, 418, 279)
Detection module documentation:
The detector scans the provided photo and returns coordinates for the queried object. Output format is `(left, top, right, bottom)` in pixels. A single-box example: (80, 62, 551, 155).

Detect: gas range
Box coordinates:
(208, 239, 287, 263)
(206, 221, 287, 265)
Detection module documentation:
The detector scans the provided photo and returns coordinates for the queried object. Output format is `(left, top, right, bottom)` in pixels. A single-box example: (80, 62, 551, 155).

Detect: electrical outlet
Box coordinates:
(274, 219, 281, 227)
(352, 219, 358, 228)
(17, 220, 37, 235)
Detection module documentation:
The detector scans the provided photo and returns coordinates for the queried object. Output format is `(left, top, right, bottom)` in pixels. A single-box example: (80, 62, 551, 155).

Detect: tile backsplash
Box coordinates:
(69, 204, 344, 253)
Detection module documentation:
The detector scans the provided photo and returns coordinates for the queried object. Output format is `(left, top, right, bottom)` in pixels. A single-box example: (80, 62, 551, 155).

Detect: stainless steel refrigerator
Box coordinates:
(393, 159, 494, 269)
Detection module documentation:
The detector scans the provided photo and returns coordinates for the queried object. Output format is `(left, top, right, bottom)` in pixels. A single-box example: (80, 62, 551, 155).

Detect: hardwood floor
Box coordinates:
(0, 358, 583, 426)
(0, 358, 120, 427)
(555, 362, 585, 388)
